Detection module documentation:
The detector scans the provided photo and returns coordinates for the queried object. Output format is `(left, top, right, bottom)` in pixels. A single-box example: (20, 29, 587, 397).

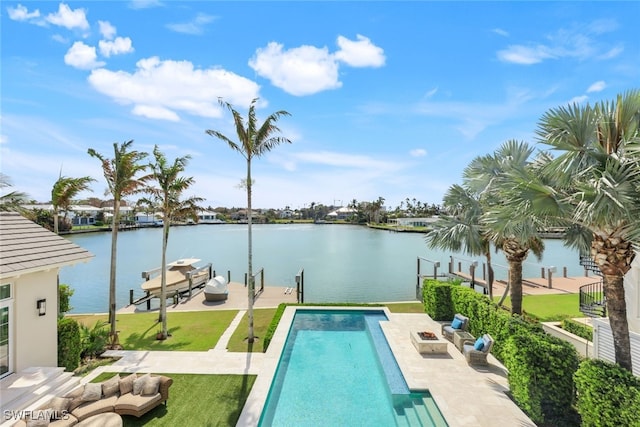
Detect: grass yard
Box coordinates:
(92, 372, 255, 426)
(70, 310, 238, 351)
(385, 302, 425, 313)
(498, 293, 584, 321)
(226, 308, 277, 353)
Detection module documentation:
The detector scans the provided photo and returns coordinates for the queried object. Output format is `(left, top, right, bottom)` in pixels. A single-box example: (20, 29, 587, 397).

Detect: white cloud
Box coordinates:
(99, 37, 134, 57)
(87, 57, 261, 121)
(492, 28, 509, 37)
(409, 149, 427, 157)
(99, 21, 117, 40)
(52, 34, 68, 44)
(568, 95, 589, 105)
(7, 4, 41, 21)
(0, 134, 7, 144)
(64, 42, 105, 70)
(46, 3, 89, 31)
(292, 151, 400, 170)
(334, 35, 385, 67)
(497, 20, 624, 65)
(167, 13, 217, 35)
(129, 0, 163, 10)
(249, 42, 341, 96)
(587, 81, 606, 93)
(497, 45, 554, 65)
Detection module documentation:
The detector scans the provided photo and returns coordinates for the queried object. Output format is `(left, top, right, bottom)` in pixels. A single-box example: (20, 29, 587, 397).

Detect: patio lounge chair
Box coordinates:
(441, 313, 469, 342)
(462, 333, 494, 365)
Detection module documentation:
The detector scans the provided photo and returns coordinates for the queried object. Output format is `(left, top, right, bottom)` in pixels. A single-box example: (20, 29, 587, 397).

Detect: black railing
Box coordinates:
(579, 251, 603, 277)
(579, 279, 606, 317)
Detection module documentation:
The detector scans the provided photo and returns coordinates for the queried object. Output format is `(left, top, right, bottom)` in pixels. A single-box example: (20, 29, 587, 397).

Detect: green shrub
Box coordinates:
(58, 317, 81, 371)
(562, 318, 593, 341)
(422, 279, 454, 320)
(58, 283, 74, 316)
(574, 359, 640, 427)
(502, 333, 579, 425)
(79, 320, 109, 359)
(263, 304, 287, 352)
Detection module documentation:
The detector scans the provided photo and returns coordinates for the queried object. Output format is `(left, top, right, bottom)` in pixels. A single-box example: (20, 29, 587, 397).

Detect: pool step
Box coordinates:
(365, 315, 410, 395)
(392, 393, 449, 427)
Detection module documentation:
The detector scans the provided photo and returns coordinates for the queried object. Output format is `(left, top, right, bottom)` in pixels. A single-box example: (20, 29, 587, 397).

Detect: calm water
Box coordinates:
(60, 224, 583, 313)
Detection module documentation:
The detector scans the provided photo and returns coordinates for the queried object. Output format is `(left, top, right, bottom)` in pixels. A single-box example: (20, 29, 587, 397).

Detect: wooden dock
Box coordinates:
(118, 281, 299, 314)
(451, 271, 602, 295)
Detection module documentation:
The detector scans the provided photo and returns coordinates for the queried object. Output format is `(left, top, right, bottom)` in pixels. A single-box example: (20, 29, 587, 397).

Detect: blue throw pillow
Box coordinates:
(473, 337, 484, 351)
(451, 318, 463, 329)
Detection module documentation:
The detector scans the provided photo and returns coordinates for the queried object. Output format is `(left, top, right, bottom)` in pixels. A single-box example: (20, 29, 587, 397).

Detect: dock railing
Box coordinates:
(245, 268, 265, 297)
(416, 257, 446, 299)
(296, 268, 304, 303)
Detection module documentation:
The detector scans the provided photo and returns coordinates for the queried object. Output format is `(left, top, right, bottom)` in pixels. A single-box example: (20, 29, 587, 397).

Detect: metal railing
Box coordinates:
(579, 279, 606, 317)
(245, 268, 265, 297)
(579, 251, 603, 277)
(296, 268, 304, 303)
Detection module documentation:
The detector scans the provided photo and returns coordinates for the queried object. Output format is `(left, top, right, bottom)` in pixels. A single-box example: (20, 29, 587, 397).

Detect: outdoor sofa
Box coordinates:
(13, 373, 172, 426)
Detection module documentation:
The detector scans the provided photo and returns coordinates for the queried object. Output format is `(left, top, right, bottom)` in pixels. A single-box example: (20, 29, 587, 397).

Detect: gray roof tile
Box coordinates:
(0, 212, 94, 279)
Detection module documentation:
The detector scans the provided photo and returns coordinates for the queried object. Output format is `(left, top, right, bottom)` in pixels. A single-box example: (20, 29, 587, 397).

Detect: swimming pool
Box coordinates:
(258, 309, 448, 426)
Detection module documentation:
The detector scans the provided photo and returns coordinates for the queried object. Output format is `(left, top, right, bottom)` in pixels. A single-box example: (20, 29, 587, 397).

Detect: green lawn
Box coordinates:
(226, 308, 277, 353)
(70, 310, 238, 351)
(497, 293, 584, 321)
(92, 372, 255, 426)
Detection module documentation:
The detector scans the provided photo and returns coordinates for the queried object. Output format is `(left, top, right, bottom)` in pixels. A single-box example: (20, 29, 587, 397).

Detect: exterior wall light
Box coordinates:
(37, 298, 46, 316)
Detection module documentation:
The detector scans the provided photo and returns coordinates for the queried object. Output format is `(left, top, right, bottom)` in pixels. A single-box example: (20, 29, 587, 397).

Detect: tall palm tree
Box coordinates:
(145, 145, 203, 340)
(0, 173, 29, 212)
(88, 141, 149, 343)
(535, 89, 640, 372)
(464, 140, 546, 315)
(425, 184, 496, 299)
(206, 98, 291, 343)
(51, 174, 95, 234)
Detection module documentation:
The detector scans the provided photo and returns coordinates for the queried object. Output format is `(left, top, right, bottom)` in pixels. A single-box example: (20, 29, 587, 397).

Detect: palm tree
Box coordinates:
(88, 141, 149, 344)
(51, 174, 95, 234)
(464, 140, 547, 315)
(206, 98, 291, 343)
(535, 89, 640, 371)
(0, 173, 29, 212)
(425, 184, 496, 299)
(145, 145, 203, 340)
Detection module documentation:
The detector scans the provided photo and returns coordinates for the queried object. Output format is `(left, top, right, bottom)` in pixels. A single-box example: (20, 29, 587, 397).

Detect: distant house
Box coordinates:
(326, 207, 356, 220)
(279, 209, 294, 219)
(388, 217, 440, 228)
(0, 212, 93, 378)
(196, 210, 223, 224)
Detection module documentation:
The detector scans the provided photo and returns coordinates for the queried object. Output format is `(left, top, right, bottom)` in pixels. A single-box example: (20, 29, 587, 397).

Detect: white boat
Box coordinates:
(141, 258, 209, 297)
(204, 276, 229, 302)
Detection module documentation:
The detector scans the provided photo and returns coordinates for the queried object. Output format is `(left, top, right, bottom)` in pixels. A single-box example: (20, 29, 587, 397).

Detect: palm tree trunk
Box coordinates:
(485, 250, 494, 300)
(508, 259, 523, 314)
(602, 273, 633, 371)
(247, 158, 255, 343)
(160, 220, 169, 338)
(54, 211, 59, 234)
(108, 200, 120, 339)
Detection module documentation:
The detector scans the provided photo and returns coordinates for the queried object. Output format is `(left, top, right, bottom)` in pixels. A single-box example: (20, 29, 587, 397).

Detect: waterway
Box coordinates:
(60, 224, 584, 314)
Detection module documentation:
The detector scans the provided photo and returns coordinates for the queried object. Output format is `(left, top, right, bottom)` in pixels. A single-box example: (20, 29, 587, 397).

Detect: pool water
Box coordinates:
(259, 309, 448, 426)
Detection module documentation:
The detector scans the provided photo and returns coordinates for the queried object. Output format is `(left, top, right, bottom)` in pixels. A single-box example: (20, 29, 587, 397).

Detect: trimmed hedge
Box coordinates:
(574, 359, 640, 427)
(422, 279, 455, 320)
(562, 318, 593, 341)
(58, 317, 81, 371)
(263, 303, 287, 351)
(502, 333, 579, 425)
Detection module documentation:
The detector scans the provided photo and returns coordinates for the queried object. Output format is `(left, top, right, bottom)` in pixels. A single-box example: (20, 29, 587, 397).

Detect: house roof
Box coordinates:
(0, 212, 94, 279)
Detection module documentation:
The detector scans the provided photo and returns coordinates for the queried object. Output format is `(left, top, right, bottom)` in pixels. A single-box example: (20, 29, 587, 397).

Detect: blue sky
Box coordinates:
(2, 1, 639, 210)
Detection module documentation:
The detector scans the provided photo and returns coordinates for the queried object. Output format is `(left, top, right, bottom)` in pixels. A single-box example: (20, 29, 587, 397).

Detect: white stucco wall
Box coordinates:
(625, 254, 640, 333)
(12, 270, 58, 371)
